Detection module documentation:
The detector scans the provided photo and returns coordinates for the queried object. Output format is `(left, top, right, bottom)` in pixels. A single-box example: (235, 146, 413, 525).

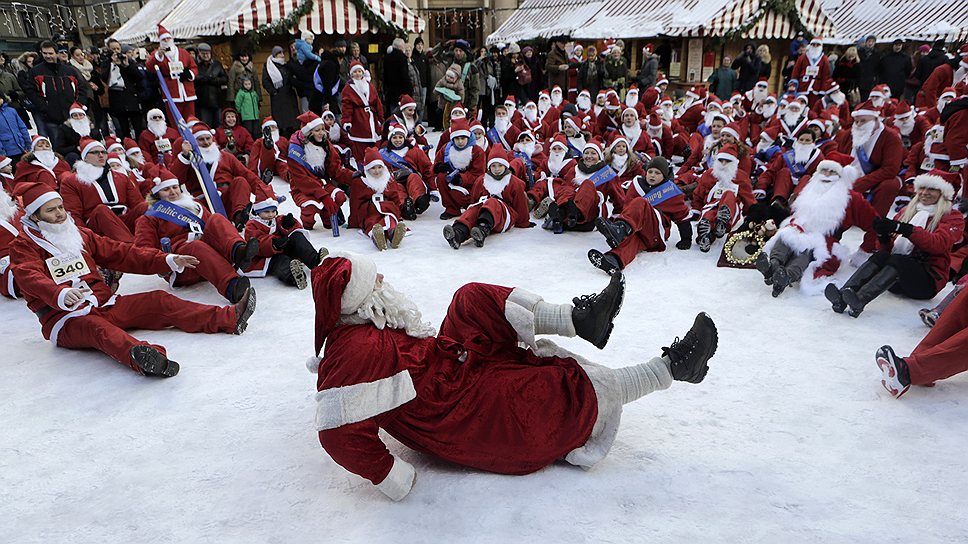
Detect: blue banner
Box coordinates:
(641, 180, 684, 207)
(587, 165, 617, 187)
(145, 200, 206, 230)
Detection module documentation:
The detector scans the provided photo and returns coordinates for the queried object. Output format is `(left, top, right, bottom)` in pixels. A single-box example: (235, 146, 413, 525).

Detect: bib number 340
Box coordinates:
(45, 253, 91, 285)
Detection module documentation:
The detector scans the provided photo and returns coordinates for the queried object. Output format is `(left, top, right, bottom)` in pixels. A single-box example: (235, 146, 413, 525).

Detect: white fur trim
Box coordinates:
(816, 159, 842, 176)
(720, 127, 740, 141)
(80, 141, 104, 160)
(487, 156, 509, 168)
(450, 129, 470, 139)
(313, 369, 416, 431)
(306, 355, 322, 373)
(853, 108, 878, 118)
(164, 254, 184, 273)
(364, 158, 384, 171)
(24, 191, 61, 216)
(913, 174, 954, 200)
(331, 251, 378, 314)
(376, 456, 416, 501)
(151, 178, 179, 194)
(715, 151, 738, 162)
(301, 118, 325, 135)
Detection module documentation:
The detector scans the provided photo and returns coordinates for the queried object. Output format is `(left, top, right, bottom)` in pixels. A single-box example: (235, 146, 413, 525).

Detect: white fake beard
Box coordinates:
(660, 106, 674, 122)
(162, 41, 178, 61)
(790, 174, 850, 234)
(679, 97, 695, 113)
(363, 169, 390, 193)
(74, 160, 104, 184)
(402, 115, 416, 133)
(568, 135, 586, 150)
(129, 152, 145, 166)
(271, 129, 281, 143)
(625, 93, 638, 108)
(938, 99, 949, 113)
(647, 126, 662, 139)
(793, 142, 815, 163)
(756, 139, 772, 153)
(199, 143, 221, 164)
(829, 91, 845, 106)
(783, 109, 803, 127)
(547, 150, 567, 174)
(475, 135, 488, 150)
(449, 144, 472, 170)
(34, 150, 58, 169)
(896, 117, 914, 136)
(806, 45, 823, 63)
(713, 160, 739, 185)
(69, 118, 91, 137)
(759, 104, 777, 118)
(577, 96, 591, 111)
(38, 214, 84, 255)
(753, 87, 768, 102)
(148, 119, 169, 138)
(623, 122, 642, 143)
(304, 141, 328, 168)
(538, 99, 551, 116)
(524, 108, 538, 123)
(326, 124, 341, 142)
(483, 171, 510, 196)
(494, 117, 510, 133)
(704, 111, 720, 126)
(551, 93, 563, 107)
(0, 186, 18, 222)
(352, 78, 369, 97)
(610, 153, 628, 172)
(516, 141, 536, 157)
(170, 194, 202, 215)
(852, 122, 875, 149)
(871, 96, 885, 108)
(340, 281, 437, 338)
(390, 145, 409, 157)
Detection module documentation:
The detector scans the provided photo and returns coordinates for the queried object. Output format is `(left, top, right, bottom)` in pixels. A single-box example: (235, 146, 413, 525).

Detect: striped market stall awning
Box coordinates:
(488, 0, 835, 43)
(112, 0, 424, 43)
(822, 0, 968, 44)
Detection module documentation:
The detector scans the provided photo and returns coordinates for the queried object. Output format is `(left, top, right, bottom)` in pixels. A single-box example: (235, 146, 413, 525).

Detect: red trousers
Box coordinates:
(403, 173, 428, 200)
(164, 100, 196, 127)
(85, 204, 147, 243)
(56, 291, 236, 373)
(297, 190, 346, 229)
(859, 176, 902, 250)
(171, 214, 243, 297)
(0, 268, 17, 299)
(456, 198, 513, 233)
(907, 287, 968, 385)
(608, 198, 670, 267)
(700, 191, 740, 227)
(439, 180, 474, 216)
(348, 141, 374, 165)
(216, 176, 255, 217)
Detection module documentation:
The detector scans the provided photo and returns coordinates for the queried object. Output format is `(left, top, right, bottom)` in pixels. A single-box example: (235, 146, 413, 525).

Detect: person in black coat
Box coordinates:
(194, 43, 228, 129)
(877, 40, 913, 99)
(263, 46, 299, 136)
(912, 40, 949, 88)
(288, 40, 318, 115)
(313, 47, 342, 115)
(731, 43, 763, 92)
(101, 42, 145, 139)
(857, 36, 880, 100)
(412, 38, 430, 120)
(382, 38, 413, 113)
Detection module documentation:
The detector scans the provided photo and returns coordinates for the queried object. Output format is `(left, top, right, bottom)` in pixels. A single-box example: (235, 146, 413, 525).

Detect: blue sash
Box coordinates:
(487, 128, 510, 150)
(781, 150, 809, 178)
(640, 180, 683, 207)
(856, 145, 875, 175)
(513, 151, 535, 189)
(288, 143, 325, 177)
(698, 123, 711, 138)
(442, 142, 467, 183)
(585, 165, 617, 187)
(379, 147, 414, 172)
(145, 200, 205, 230)
(566, 140, 583, 159)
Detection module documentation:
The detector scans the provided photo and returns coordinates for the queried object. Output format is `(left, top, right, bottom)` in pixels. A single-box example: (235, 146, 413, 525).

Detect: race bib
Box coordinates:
(45, 252, 91, 285)
(921, 157, 935, 171)
(169, 61, 184, 76)
(0, 255, 9, 274)
(805, 66, 819, 77)
(713, 187, 725, 199)
(188, 220, 203, 242)
(156, 138, 172, 152)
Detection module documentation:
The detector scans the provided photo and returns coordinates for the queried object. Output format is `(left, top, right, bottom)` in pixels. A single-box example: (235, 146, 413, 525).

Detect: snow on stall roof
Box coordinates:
(822, 0, 968, 43)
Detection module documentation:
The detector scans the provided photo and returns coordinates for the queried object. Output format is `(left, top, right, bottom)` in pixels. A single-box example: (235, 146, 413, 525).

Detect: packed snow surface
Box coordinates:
(3, 133, 968, 544)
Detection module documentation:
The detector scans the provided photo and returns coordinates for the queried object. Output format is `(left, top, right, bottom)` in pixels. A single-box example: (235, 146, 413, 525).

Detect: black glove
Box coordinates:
(449, 173, 462, 185)
(745, 202, 771, 223)
(262, 127, 273, 149)
(896, 222, 914, 237)
(392, 167, 413, 181)
(280, 213, 297, 230)
(352, 170, 363, 178)
(178, 70, 192, 82)
(272, 236, 288, 250)
(260, 169, 273, 184)
(872, 217, 898, 237)
(433, 162, 449, 174)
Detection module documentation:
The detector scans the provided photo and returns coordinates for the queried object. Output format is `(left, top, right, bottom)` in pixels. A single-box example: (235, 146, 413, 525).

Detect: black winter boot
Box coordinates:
(825, 283, 847, 313)
(562, 200, 580, 229)
(755, 252, 775, 284)
(843, 266, 899, 318)
(696, 218, 713, 252)
(714, 205, 731, 238)
(232, 238, 260, 270)
(587, 249, 622, 275)
(533, 196, 553, 218)
(402, 197, 417, 220)
(572, 272, 625, 349)
(595, 218, 632, 248)
(415, 194, 431, 214)
(826, 256, 885, 313)
(663, 313, 718, 383)
(443, 223, 470, 249)
(876, 345, 912, 398)
(675, 220, 692, 250)
(234, 287, 257, 334)
(226, 276, 251, 304)
(771, 266, 791, 297)
(130, 345, 179, 377)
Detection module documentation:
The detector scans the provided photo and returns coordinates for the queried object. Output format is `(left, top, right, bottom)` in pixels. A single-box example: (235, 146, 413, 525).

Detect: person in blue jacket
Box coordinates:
(0, 91, 30, 162)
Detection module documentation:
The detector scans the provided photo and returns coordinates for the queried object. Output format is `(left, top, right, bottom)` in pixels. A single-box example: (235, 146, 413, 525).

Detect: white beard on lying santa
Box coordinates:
(448, 144, 473, 170)
(69, 117, 92, 137)
(338, 280, 437, 338)
(363, 166, 391, 194)
(34, 150, 59, 170)
(170, 193, 203, 216)
(199, 142, 222, 164)
(38, 214, 85, 255)
(74, 160, 105, 184)
(0, 186, 17, 222)
(148, 117, 169, 138)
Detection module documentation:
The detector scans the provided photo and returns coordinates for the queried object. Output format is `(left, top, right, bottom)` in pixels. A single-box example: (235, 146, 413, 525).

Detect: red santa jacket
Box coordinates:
(287, 140, 354, 208)
(242, 214, 304, 276)
(380, 144, 434, 185)
(942, 105, 968, 169)
(145, 47, 198, 103)
(916, 64, 954, 109)
(10, 221, 173, 341)
(347, 176, 406, 231)
(0, 208, 21, 298)
(905, 140, 950, 178)
(13, 156, 69, 191)
(691, 168, 756, 211)
(138, 127, 180, 165)
(676, 103, 706, 134)
(465, 174, 531, 231)
(248, 136, 290, 180)
(756, 147, 823, 191)
(791, 54, 831, 95)
(170, 149, 275, 202)
(881, 208, 965, 293)
(622, 178, 690, 223)
(341, 82, 384, 144)
(847, 126, 905, 194)
(215, 125, 254, 157)
(649, 125, 675, 159)
(60, 169, 146, 224)
(135, 201, 222, 251)
(509, 151, 548, 188)
(594, 110, 622, 137)
(618, 126, 656, 156)
(435, 145, 486, 195)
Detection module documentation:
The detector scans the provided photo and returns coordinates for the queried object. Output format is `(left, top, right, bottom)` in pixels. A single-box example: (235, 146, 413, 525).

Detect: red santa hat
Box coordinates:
(893, 101, 914, 119)
(252, 197, 280, 214)
(760, 124, 781, 142)
(363, 148, 384, 171)
(816, 159, 843, 177)
(627, 83, 639, 94)
(68, 102, 86, 116)
(105, 137, 124, 153)
(940, 87, 957, 100)
(504, 95, 516, 108)
(643, 43, 655, 54)
(30, 135, 50, 151)
(605, 88, 619, 99)
(563, 116, 584, 134)
(715, 144, 739, 163)
(809, 37, 823, 46)
(660, 95, 673, 106)
(147, 108, 166, 121)
(539, 89, 551, 100)
(184, 116, 201, 127)
(191, 122, 213, 139)
(398, 94, 416, 110)
(959, 44, 968, 58)
(387, 122, 408, 139)
(157, 24, 172, 40)
(310, 252, 379, 353)
(261, 117, 277, 129)
(79, 138, 105, 160)
(792, 94, 809, 107)
(583, 138, 605, 160)
(755, 78, 769, 89)
(656, 73, 669, 87)
(729, 90, 744, 103)
(469, 119, 485, 134)
(607, 131, 629, 151)
(486, 145, 510, 169)
(914, 170, 956, 200)
(549, 134, 569, 151)
(721, 121, 745, 142)
(298, 111, 325, 135)
(551, 85, 564, 94)
(822, 80, 841, 94)
(321, 109, 336, 121)
(16, 181, 61, 217)
(106, 152, 123, 166)
(449, 118, 471, 140)
(853, 100, 880, 118)
(869, 84, 890, 98)
(150, 169, 180, 194)
(349, 60, 366, 75)
(647, 112, 663, 129)
(707, 112, 730, 125)
(122, 138, 141, 156)
(764, 93, 778, 104)
(686, 86, 707, 101)
(596, 90, 608, 99)
(605, 94, 621, 111)
(0, 156, 11, 169)
(622, 106, 639, 118)
(451, 103, 467, 118)
(578, 89, 591, 99)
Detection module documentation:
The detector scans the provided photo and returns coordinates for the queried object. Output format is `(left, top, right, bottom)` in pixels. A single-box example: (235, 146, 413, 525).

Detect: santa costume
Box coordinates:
(508, 130, 547, 191)
(58, 138, 147, 243)
(11, 183, 252, 377)
(0, 180, 21, 298)
(755, 125, 824, 203)
(287, 112, 354, 230)
(676, 86, 707, 134)
(134, 171, 258, 303)
(145, 25, 199, 123)
(340, 60, 385, 163)
(58, 103, 103, 163)
(536, 139, 607, 233)
(13, 135, 70, 191)
(215, 107, 254, 159)
(380, 123, 434, 219)
(443, 146, 531, 249)
(790, 38, 830, 107)
(306, 252, 718, 500)
(435, 119, 485, 219)
(242, 198, 326, 288)
(348, 148, 408, 251)
(137, 108, 180, 165)
(247, 117, 290, 183)
(692, 144, 756, 252)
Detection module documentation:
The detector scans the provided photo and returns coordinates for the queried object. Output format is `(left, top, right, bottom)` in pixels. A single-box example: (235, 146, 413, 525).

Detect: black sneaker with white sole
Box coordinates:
(696, 218, 713, 253)
(572, 272, 625, 349)
(130, 345, 179, 377)
(876, 345, 911, 398)
(587, 249, 622, 275)
(663, 313, 718, 383)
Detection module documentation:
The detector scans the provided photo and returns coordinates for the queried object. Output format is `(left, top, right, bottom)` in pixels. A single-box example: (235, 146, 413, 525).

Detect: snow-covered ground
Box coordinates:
(4, 134, 968, 544)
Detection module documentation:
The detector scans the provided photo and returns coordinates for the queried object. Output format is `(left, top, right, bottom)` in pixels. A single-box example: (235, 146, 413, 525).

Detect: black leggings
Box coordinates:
(872, 251, 939, 300)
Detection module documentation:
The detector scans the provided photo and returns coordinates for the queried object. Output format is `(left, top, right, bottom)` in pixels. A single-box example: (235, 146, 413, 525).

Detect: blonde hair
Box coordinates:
(844, 46, 859, 62)
(900, 190, 952, 231)
(756, 44, 772, 64)
(605, 142, 640, 169)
